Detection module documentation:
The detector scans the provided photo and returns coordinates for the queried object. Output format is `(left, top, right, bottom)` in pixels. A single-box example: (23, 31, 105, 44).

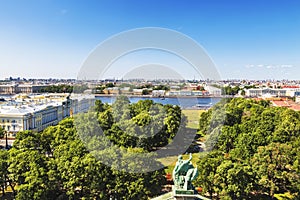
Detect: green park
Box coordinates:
(0, 97, 300, 199)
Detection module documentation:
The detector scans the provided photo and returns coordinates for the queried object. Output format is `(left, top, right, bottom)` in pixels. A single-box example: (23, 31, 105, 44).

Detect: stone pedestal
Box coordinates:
(173, 194, 211, 200)
(151, 191, 211, 200)
(173, 186, 195, 200)
(173, 194, 197, 200)
(173, 195, 196, 200)
(174, 189, 194, 195)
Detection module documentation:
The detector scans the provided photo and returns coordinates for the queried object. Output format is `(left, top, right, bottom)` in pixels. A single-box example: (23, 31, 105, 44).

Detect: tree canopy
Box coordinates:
(0, 97, 191, 199)
(195, 98, 300, 199)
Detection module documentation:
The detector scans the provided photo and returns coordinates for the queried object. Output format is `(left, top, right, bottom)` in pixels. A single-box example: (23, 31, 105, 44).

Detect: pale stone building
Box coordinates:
(0, 94, 95, 141)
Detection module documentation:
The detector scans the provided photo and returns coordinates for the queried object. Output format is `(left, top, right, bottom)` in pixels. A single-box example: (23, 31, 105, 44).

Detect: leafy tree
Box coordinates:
(198, 110, 211, 137)
(0, 150, 15, 197)
(196, 85, 205, 91)
(98, 109, 114, 131)
(221, 86, 240, 95)
(39, 84, 85, 93)
(0, 126, 4, 138)
(105, 82, 115, 88)
(53, 140, 112, 199)
(153, 85, 170, 91)
(142, 89, 150, 95)
(216, 125, 240, 153)
(240, 89, 246, 96)
(195, 151, 224, 199)
(94, 99, 105, 113)
(215, 160, 254, 199)
(196, 98, 300, 199)
(273, 109, 300, 143)
(93, 85, 106, 94)
(252, 143, 298, 197)
(2, 97, 188, 199)
(9, 147, 54, 199)
(98, 96, 185, 151)
(111, 96, 131, 122)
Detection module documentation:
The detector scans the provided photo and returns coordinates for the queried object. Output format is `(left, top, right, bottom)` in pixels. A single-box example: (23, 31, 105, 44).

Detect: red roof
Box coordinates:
(271, 100, 300, 111)
(272, 100, 291, 107)
(282, 86, 300, 88)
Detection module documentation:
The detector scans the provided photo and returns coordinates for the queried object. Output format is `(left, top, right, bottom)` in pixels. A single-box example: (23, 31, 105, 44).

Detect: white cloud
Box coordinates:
(245, 64, 294, 69)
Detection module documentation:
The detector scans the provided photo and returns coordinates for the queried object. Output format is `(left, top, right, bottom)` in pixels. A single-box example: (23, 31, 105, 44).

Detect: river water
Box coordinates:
(0, 94, 221, 109)
(95, 96, 222, 109)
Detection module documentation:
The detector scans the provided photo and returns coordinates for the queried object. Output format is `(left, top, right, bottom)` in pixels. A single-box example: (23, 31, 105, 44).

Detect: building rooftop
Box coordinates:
(0, 93, 72, 116)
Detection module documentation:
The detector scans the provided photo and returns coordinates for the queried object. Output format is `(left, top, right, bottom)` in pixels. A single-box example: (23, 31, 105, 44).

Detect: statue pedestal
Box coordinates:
(173, 194, 196, 200)
(173, 189, 194, 195)
(151, 190, 211, 200)
(173, 186, 195, 200)
(170, 186, 210, 200)
(173, 193, 211, 200)
(173, 195, 196, 200)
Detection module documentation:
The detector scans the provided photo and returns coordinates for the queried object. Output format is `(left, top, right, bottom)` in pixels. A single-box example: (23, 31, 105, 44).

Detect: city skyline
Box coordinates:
(0, 0, 299, 80)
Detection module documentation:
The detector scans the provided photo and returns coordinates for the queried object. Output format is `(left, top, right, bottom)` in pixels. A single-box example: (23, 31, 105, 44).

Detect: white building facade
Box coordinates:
(245, 88, 287, 97)
(0, 94, 95, 139)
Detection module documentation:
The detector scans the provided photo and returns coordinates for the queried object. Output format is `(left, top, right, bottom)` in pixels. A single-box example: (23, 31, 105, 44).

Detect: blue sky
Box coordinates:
(0, 0, 299, 80)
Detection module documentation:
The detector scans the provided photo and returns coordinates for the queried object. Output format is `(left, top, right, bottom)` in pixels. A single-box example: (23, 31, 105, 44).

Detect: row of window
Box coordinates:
(6, 133, 16, 137)
(2, 124, 18, 131)
(42, 111, 58, 125)
(1, 119, 19, 123)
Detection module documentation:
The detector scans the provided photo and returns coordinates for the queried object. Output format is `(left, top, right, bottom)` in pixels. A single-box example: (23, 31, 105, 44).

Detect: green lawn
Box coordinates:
(182, 109, 205, 129)
(156, 110, 207, 174)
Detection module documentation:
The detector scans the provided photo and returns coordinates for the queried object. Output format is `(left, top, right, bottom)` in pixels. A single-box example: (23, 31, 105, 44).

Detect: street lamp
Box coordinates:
(0, 128, 9, 150)
(5, 130, 8, 149)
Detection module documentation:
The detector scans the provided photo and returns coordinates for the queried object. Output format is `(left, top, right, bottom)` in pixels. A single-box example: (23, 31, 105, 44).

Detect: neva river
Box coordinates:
(96, 96, 222, 109)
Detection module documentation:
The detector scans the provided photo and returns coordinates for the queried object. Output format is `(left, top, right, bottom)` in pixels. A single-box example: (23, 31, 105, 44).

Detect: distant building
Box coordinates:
(120, 87, 132, 95)
(245, 88, 287, 97)
(103, 87, 120, 95)
(152, 90, 165, 97)
(168, 90, 192, 96)
(186, 83, 198, 90)
(16, 84, 47, 93)
(0, 94, 95, 140)
(205, 85, 221, 96)
(295, 92, 300, 97)
(132, 89, 143, 95)
(167, 90, 207, 96)
(170, 85, 180, 90)
(191, 91, 203, 96)
(285, 88, 300, 97)
(0, 84, 47, 94)
(0, 84, 16, 94)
